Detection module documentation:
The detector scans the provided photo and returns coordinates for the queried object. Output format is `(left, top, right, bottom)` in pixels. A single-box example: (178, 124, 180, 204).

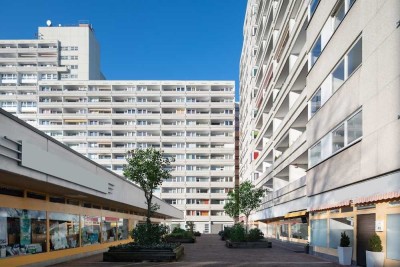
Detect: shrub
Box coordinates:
(223, 226, 232, 240)
(172, 227, 186, 235)
(368, 233, 383, 252)
(247, 228, 264, 242)
(131, 224, 169, 246)
(340, 231, 350, 247)
(194, 231, 201, 237)
(229, 224, 246, 242)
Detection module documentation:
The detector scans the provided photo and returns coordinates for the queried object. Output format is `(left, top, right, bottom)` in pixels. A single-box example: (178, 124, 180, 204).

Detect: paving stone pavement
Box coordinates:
(50, 235, 340, 267)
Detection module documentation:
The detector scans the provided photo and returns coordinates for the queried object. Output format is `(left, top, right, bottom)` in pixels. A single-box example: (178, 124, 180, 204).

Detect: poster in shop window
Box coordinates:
(0, 217, 7, 245)
(20, 211, 32, 246)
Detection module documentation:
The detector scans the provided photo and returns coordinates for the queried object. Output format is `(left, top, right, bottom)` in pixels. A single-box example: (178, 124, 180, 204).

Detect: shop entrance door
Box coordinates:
(356, 213, 376, 266)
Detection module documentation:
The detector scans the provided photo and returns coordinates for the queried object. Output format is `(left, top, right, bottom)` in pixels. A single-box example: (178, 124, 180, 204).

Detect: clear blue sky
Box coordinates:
(0, 0, 246, 100)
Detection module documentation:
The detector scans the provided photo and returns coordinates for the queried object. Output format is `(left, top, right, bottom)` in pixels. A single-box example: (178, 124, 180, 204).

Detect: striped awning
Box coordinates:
(309, 200, 351, 212)
(353, 191, 400, 205)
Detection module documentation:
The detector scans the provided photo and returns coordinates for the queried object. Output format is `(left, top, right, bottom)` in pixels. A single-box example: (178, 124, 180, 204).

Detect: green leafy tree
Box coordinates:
(224, 189, 240, 222)
(123, 148, 172, 226)
(224, 181, 264, 233)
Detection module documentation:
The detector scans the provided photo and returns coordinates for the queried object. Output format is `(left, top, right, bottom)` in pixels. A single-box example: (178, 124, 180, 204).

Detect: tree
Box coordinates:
(123, 148, 172, 226)
(224, 189, 240, 222)
(224, 181, 264, 233)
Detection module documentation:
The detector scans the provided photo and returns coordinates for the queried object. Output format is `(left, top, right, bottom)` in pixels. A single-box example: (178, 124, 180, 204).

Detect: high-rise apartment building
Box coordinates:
(0, 22, 235, 233)
(240, 0, 400, 265)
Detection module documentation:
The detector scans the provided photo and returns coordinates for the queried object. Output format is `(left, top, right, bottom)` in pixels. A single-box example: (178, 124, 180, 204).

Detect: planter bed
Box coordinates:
(103, 243, 184, 262)
(165, 237, 195, 243)
(225, 239, 272, 249)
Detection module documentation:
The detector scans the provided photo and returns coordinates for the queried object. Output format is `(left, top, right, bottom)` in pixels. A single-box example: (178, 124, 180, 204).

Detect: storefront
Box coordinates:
(309, 193, 400, 266)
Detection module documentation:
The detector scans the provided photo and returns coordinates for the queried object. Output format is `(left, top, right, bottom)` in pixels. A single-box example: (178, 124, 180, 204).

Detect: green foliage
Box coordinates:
(131, 224, 169, 246)
(186, 221, 195, 234)
(222, 226, 232, 240)
(166, 226, 194, 239)
(193, 231, 201, 237)
(229, 224, 246, 242)
(224, 190, 240, 219)
(224, 181, 264, 232)
(340, 231, 350, 247)
(247, 228, 264, 241)
(368, 233, 383, 252)
(123, 148, 172, 225)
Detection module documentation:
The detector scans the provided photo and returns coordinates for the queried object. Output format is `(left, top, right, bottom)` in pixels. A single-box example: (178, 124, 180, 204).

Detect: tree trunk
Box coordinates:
(146, 197, 152, 226)
(245, 214, 249, 234)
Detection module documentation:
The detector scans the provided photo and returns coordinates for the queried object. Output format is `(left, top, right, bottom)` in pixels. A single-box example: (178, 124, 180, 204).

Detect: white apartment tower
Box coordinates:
(240, 0, 400, 265)
(0, 22, 235, 233)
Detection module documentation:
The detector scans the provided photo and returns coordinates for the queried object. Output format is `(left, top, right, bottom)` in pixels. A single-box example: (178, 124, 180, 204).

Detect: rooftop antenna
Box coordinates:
(46, 20, 52, 27)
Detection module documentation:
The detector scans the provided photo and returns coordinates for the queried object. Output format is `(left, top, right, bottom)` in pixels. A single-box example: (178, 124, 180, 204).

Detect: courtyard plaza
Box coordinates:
(51, 234, 339, 267)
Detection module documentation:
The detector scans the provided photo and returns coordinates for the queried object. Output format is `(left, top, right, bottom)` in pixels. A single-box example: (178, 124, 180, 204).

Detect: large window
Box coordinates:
(291, 221, 308, 240)
(310, 89, 321, 117)
(49, 212, 79, 251)
(311, 219, 327, 247)
(101, 217, 118, 242)
(329, 217, 354, 248)
(387, 213, 400, 260)
(309, 110, 362, 167)
(117, 219, 129, 240)
(0, 208, 46, 257)
(81, 216, 101, 246)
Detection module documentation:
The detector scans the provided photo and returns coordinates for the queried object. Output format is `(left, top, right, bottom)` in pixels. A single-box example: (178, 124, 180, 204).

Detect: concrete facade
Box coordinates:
(240, 0, 400, 265)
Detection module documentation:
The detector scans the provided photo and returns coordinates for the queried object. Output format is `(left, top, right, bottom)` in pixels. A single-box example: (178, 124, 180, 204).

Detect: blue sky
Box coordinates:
(0, 0, 246, 100)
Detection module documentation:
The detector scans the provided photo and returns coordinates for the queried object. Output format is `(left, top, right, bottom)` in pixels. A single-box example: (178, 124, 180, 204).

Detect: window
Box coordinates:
(329, 217, 354, 248)
(309, 142, 321, 166)
(347, 37, 362, 76)
(347, 111, 362, 144)
(311, 219, 327, 247)
(309, 0, 320, 18)
(309, 110, 362, 167)
(310, 36, 321, 67)
(49, 212, 79, 250)
(332, 124, 345, 153)
(387, 214, 400, 260)
(332, 0, 345, 30)
(70, 56, 78, 60)
(81, 216, 101, 245)
(331, 60, 345, 92)
(310, 89, 321, 117)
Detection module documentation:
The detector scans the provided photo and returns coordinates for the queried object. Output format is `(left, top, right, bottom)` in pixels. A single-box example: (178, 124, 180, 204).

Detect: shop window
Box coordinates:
(387, 213, 400, 260)
(0, 208, 47, 257)
(290, 221, 308, 240)
(311, 219, 327, 247)
(329, 217, 354, 248)
(102, 217, 118, 242)
(81, 216, 101, 246)
(49, 212, 79, 251)
(27, 191, 46, 200)
(83, 203, 92, 208)
(279, 224, 289, 238)
(117, 219, 129, 240)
